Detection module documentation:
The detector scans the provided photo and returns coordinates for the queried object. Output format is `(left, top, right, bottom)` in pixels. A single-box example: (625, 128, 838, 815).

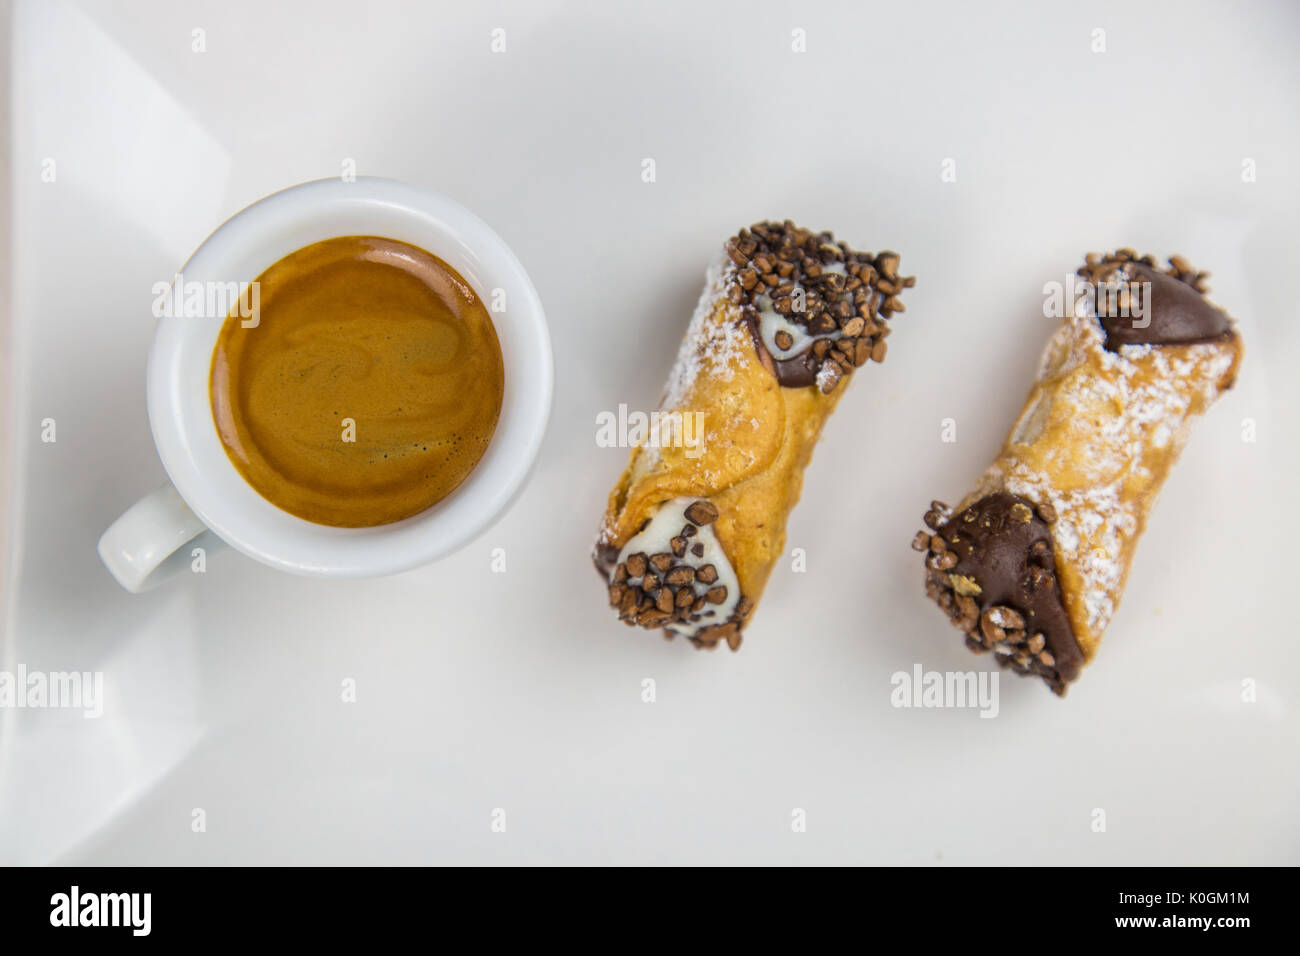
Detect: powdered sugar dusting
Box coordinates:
(977, 301, 1236, 640)
(633, 254, 750, 477)
(597, 252, 754, 548)
(660, 254, 746, 412)
(814, 362, 838, 392)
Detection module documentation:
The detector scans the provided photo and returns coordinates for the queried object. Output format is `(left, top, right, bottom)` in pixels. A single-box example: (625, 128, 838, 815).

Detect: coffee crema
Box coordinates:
(210, 236, 504, 527)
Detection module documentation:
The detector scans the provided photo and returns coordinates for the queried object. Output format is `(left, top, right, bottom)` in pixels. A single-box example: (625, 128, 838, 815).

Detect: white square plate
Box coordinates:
(3, 0, 1298, 864)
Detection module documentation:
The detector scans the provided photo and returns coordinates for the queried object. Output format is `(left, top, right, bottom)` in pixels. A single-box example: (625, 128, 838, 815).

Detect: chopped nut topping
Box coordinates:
(1078, 248, 1210, 296)
(608, 502, 748, 650)
(664, 567, 695, 587)
(723, 222, 913, 393)
(684, 500, 719, 526)
(916, 497, 1072, 695)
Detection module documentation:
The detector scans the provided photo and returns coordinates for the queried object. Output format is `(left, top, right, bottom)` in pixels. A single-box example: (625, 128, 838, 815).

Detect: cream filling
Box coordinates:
(755, 260, 848, 360)
(613, 497, 741, 638)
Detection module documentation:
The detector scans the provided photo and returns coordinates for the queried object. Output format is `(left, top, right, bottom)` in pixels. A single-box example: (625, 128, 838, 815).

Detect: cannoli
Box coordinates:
(915, 250, 1242, 693)
(595, 221, 913, 649)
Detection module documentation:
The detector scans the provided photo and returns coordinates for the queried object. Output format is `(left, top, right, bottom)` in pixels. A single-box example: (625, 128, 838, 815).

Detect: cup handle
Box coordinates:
(98, 484, 222, 592)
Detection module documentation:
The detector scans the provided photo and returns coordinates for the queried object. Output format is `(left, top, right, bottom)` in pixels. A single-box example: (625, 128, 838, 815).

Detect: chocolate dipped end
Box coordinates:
(917, 493, 1084, 695)
(593, 541, 619, 579)
(1082, 252, 1234, 351)
(723, 222, 911, 393)
(739, 316, 821, 388)
(743, 317, 868, 390)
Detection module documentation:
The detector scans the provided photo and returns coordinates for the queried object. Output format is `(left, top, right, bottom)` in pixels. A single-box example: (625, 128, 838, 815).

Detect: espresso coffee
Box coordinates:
(210, 236, 504, 527)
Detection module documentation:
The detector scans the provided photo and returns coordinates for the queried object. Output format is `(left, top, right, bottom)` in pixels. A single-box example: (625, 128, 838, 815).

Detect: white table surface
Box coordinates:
(2, 0, 1298, 865)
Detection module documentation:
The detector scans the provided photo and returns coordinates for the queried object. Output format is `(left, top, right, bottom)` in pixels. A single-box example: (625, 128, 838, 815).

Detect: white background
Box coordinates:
(3, 0, 1298, 864)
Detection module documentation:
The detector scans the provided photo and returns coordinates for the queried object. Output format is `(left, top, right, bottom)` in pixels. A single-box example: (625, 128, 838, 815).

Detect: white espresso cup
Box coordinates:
(98, 178, 552, 592)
